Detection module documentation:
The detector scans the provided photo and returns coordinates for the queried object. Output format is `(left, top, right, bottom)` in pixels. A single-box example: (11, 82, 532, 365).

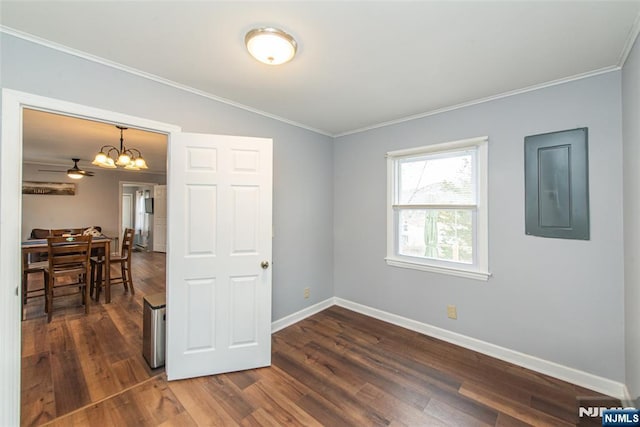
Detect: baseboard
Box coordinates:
(271, 297, 335, 333)
(333, 297, 627, 400)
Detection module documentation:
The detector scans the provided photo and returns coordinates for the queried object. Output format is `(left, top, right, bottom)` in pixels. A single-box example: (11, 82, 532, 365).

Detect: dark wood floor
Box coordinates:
(21, 251, 166, 426)
(22, 253, 618, 426)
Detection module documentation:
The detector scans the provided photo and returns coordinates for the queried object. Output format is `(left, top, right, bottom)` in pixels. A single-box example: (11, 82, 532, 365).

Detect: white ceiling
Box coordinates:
(2, 1, 640, 136)
(22, 109, 168, 174)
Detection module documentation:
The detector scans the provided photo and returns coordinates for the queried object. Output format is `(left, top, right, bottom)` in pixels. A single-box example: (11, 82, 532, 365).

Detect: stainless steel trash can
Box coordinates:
(143, 292, 166, 368)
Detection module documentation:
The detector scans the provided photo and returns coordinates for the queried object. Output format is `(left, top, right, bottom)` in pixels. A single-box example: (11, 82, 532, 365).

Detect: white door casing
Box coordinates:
(122, 193, 133, 234)
(166, 132, 273, 380)
(153, 184, 167, 252)
(0, 89, 181, 427)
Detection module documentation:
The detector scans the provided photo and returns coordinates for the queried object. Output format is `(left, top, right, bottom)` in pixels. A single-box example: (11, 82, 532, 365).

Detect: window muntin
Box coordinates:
(386, 137, 489, 280)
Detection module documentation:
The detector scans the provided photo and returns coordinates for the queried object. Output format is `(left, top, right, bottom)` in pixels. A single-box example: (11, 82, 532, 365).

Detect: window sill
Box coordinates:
(385, 257, 491, 281)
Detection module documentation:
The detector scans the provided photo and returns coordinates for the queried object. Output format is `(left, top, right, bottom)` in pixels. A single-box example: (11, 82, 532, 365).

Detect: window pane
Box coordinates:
(398, 151, 475, 205)
(398, 209, 473, 264)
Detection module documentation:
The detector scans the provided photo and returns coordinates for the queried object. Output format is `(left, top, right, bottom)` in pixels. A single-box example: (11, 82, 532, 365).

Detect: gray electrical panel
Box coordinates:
(524, 128, 589, 240)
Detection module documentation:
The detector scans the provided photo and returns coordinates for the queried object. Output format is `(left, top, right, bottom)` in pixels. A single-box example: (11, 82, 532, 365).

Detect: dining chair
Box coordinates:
(91, 228, 135, 301)
(22, 258, 48, 312)
(44, 235, 93, 323)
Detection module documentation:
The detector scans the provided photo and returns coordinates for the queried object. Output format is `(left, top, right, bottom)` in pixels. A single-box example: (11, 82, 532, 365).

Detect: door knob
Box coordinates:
(261, 261, 270, 269)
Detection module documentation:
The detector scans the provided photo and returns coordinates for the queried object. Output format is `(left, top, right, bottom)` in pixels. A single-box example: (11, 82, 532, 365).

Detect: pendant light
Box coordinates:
(92, 125, 148, 170)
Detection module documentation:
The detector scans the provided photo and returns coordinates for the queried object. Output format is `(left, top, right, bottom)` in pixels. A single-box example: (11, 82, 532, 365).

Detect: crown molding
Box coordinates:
(619, 11, 640, 67)
(334, 66, 620, 138)
(1, 24, 629, 140)
(0, 25, 333, 138)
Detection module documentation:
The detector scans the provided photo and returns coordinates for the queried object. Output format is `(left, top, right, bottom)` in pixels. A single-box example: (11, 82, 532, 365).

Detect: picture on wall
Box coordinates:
(22, 181, 77, 196)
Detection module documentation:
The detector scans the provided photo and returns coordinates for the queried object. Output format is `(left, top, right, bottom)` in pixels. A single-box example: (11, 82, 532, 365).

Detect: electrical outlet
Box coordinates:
(304, 287, 310, 299)
(447, 305, 457, 320)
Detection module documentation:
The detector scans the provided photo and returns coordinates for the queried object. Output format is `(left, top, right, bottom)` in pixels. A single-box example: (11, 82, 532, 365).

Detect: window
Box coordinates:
(386, 136, 489, 280)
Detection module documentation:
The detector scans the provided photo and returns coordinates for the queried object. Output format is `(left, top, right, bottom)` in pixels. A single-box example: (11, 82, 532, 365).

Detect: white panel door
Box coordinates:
(167, 132, 272, 380)
(153, 185, 167, 252)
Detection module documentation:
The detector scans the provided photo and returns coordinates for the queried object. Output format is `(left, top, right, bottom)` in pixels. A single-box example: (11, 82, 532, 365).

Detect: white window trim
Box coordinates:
(385, 136, 491, 281)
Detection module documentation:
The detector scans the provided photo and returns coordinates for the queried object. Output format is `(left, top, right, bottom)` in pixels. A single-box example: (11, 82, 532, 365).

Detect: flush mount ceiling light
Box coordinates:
(92, 125, 148, 170)
(245, 27, 297, 65)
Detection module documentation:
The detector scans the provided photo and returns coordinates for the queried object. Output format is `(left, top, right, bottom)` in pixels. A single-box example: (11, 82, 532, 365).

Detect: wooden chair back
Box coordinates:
(120, 228, 135, 259)
(47, 235, 93, 274)
(45, 235, 93, 322)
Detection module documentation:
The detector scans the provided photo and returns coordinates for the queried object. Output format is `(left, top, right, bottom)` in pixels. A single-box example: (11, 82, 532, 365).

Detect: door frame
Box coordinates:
(122, 193, 134, 234)
(0, 88, 181, 426)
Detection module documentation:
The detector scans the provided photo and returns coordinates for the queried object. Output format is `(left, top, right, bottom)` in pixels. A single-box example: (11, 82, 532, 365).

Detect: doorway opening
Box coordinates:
(1, 89, 180, 425)
(119, 182, 164, 253)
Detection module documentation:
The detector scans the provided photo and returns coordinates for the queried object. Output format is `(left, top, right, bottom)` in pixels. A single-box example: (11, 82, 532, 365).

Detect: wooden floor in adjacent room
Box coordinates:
(22, 253, 618, 426)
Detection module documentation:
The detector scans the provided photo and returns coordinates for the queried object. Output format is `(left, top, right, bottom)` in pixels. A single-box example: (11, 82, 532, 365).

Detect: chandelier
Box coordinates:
(92, 125, 148, 170)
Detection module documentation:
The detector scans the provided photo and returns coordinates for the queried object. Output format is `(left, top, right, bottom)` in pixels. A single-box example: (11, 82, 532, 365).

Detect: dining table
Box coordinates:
(21, 235, 114, 303)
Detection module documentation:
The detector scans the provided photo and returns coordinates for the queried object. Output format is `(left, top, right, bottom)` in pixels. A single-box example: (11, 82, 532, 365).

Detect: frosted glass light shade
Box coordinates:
(93, 151, 107, 164)
(134, 157, 148, 169)
(116, 153, 131, 166)
(245, 28, 297, 65)
(67, 171, 83, 179)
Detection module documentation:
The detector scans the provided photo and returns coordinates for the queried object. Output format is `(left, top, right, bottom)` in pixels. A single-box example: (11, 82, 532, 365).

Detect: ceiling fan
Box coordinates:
(38, 158, 95, 179)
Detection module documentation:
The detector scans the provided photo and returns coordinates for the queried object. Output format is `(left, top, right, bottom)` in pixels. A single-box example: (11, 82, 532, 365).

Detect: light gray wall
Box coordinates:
(1, 33, 334, 321)
(334, 72, 625, 381)
(623, 36, 640, 400)
(21, 163, 164, 239)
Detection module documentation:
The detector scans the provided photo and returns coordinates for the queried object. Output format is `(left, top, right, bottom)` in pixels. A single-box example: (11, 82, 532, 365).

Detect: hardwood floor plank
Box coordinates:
(530, 395, 580, 424)
(21, 352, 56, 427)
(198, 374, 257, 423)
(168, 377, 241, 425)
(295, 334, 435, 410)
(273, 338, 367, 395)
(495, 413, 535, 427)
(111, 357, 152, 389)
(47, 320, 92, 417)
(89, 312, 134, 365)
(67, 315, 122, 402)
(225, 368, 260, 391)
(242, 380, 322, 426)
(48, 349, 92, 417)
(355, 382, 449, 427)
(271, 351, 391, 426)
(241, 408, 281, 427)
(295, 392, 360, 426)
(21, 317, 49, 358)
(156, 411, 198, 427)
(425, 397, 494, 427)
(129, 377, 186, 425)
(428, 384, 501, 426)
(252, 365, 311, 403)
(459, 381, 575, 426)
